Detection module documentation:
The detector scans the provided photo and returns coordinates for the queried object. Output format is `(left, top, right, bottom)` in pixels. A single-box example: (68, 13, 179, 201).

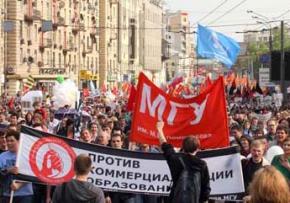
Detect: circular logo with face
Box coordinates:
(29, 136, 76, 184)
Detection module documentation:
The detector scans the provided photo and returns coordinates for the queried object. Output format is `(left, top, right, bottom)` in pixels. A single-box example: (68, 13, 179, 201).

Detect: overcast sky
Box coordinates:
(165, 0, 290, 42)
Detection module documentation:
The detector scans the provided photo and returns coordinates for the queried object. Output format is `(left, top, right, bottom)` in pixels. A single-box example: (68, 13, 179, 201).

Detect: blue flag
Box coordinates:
(197, 24, 240, 68)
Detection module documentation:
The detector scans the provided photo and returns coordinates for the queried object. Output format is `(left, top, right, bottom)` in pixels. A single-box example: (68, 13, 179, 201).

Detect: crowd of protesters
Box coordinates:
(0, 83, 289, 203)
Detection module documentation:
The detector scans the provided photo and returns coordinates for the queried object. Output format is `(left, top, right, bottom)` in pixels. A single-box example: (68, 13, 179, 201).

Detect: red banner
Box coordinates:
(130, 73, 229, 149)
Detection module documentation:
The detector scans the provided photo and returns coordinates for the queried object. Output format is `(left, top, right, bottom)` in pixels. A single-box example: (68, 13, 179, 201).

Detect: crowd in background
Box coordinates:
(0, 84, 289, 203)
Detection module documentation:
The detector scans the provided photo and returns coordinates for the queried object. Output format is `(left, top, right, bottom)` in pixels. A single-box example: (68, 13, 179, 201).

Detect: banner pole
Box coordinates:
(9, 187, 14, 203)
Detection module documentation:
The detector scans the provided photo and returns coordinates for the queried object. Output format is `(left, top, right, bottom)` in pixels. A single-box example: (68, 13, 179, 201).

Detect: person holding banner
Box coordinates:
(241, 140, 269, 193)
(156, 121, 211, 203)
(52, 154, 105, 203)
(0, 130, 34, 203)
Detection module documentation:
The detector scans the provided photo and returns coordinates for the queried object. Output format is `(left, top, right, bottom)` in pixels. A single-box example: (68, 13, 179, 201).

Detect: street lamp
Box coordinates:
(247, 10, 269, 21)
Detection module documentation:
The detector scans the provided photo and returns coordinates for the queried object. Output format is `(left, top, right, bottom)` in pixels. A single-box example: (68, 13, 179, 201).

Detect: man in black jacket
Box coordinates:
(52, 154, 105, 203)
(156, 121, 211, 203)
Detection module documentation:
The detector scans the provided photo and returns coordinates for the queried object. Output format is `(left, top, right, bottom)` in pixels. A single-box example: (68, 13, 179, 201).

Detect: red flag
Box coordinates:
(168, 74, 184, 89)
(121, 82, 131, 94)
(101, 83, 107, 93)
(83, 88, 90, 98)
(112, 85, 119, 96)
(8, 97, 15, 110)
(126, 85, 136, 111)
(200, 76, 212, 94)
(130, 73, 229, 149)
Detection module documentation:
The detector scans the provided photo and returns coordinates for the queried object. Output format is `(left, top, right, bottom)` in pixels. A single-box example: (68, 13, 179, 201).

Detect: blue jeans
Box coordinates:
(2, 195, 33, 203)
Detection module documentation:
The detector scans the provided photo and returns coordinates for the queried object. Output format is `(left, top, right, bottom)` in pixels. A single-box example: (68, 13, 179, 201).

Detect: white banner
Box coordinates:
(17, 126, 244, 200)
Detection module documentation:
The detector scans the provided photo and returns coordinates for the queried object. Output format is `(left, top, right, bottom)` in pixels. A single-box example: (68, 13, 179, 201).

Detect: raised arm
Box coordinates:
(156, 121, 167, 145)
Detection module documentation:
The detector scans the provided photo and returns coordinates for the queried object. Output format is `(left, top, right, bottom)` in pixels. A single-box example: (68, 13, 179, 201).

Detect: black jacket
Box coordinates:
(52, 179, 105, 203)
(161, 143, 211, 203)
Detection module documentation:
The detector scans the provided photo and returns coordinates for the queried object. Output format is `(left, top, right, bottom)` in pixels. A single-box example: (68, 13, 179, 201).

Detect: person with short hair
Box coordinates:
(52, 154, 105, 203)
(242, 140, 270, 193)
(156, 121, 211, 203)
(239, 136, 252, 157)
(270, 125, 289, 147)
(89, 122, 99, 141)
(266, 119, 278, 141)
(110, 133, 124, 149)
(246, 166, 290, 203)
(95, 130, 109, 146)
(108, 134, 135, 203)
(0, 132, 7, 154)
(0, 130, 34, 203)
(230, 125, 243, 143)
(80, 127, 93, 143)
(9, 113, 18, 126)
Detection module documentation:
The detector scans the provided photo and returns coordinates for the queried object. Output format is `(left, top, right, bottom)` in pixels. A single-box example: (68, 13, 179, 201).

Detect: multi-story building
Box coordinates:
(99, 0, 163, 87)
(163, 10, 194, 80)
(4, 0, 100, 94)
(0, 0, 4, 93)
(3, 0, 163, 94)
(140, 0, 163, 84)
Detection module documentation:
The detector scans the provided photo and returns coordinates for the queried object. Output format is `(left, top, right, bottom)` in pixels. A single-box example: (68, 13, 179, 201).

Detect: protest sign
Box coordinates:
(17, 126, 244, 200)
(130, 73, 229, 149)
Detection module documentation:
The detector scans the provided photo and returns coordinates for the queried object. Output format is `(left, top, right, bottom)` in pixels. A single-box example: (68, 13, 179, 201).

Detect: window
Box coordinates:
(53, 52, 55, 67)
(26, 26, 31, 40)
(19, 21, 23, 38)
(47, 51, 50, 64)
(34, 50, 37, 62)
(34, 25, 38, 42)
(59, 53, 61, 67)
(87, 58, 90, 70)
(46, 2, 50, 17)
(20, 48, 23, 64)
(58, 30, 61, 44)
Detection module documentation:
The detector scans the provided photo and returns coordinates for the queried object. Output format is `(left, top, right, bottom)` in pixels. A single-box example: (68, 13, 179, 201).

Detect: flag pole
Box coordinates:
(195, 30, 200, 94)
(9, 189, 14, 203)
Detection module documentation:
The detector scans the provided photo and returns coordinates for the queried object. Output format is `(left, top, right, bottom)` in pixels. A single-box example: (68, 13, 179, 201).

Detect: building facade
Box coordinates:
(3, 0, 163, 94)
(99, 0, 163, 88)
(4, 0, 100, 94)
(0, 0, 4, 93)
(163, 10, 194, 80)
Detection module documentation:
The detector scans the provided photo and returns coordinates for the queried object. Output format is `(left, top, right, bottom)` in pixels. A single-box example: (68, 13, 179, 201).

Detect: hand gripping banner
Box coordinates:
(130, 73, 229, 149)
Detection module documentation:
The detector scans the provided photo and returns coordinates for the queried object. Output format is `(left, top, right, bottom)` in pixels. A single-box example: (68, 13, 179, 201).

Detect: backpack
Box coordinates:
(172, 157, 201, 203)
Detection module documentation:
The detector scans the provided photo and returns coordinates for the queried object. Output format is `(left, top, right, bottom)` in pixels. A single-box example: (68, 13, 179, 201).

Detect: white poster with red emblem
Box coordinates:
(16, 126, 244, 200)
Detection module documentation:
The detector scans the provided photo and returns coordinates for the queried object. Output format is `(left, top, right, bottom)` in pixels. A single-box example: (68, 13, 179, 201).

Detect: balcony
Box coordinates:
(57, 16, 65, 26)
(90, 28, 97, 36)
(33, 9, 41, 20)
(72, 23, 85, 35)
(80, 23, 85, 31)
(24, 14, 33, 23)
(82, 46, 93, 57)
(39, 38, 52, 51)
(63, 42, 74, 55)
(59, 1, 65, 9)
(24, 9, 42, 23)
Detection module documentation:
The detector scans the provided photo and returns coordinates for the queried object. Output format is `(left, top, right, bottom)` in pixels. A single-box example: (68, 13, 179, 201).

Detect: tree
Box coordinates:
(246, 25, 290, 73)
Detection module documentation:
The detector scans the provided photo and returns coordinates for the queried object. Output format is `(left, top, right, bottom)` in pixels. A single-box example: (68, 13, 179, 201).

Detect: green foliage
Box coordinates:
(246, 26, 290, 72)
